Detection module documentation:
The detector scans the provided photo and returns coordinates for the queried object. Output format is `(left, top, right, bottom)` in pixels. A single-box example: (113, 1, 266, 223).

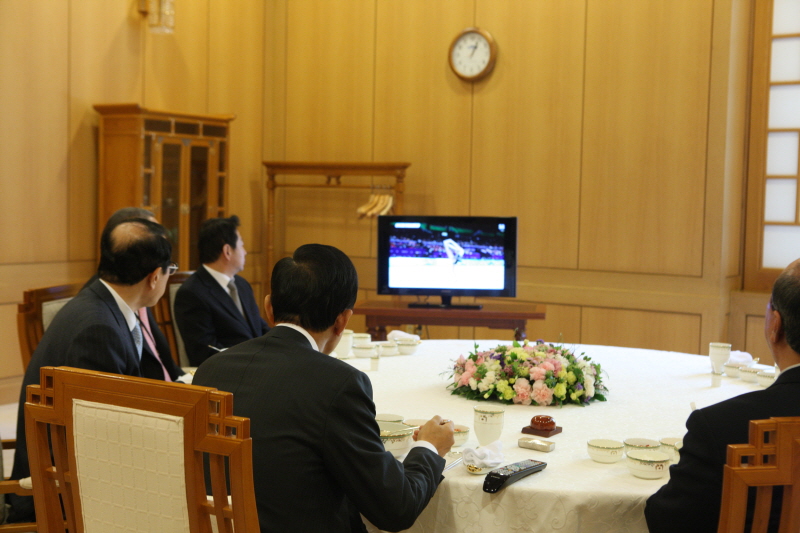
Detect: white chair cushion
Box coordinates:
(42, 298, 73, 330)
(72, 399, 190, 533)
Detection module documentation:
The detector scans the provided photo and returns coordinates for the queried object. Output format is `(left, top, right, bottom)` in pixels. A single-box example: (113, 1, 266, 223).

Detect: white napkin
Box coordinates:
(387, 330, 420, 342)
(728, 350, 753, 365)
(461, 440, 504, 468)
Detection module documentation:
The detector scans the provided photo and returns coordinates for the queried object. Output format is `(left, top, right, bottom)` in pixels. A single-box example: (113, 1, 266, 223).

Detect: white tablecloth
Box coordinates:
(346, 340, 766, 533)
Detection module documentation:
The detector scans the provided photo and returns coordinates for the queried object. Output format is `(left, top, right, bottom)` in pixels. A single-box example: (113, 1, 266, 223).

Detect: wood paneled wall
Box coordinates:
(267, 0, 754, 357)
(0, 0, 757, 403)
(0, 0, 267, 403)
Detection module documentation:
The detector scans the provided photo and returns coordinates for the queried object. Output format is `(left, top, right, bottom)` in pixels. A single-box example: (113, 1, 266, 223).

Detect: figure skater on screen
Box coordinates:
(443, 238, 464, 266)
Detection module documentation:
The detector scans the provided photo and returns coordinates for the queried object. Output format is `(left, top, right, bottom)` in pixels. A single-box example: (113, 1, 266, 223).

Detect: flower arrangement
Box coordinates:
(448, 340, 607, 406)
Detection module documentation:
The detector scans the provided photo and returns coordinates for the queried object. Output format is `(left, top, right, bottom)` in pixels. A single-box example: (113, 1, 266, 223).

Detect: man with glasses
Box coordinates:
(645, 259, 800, 533)
(7, 218, 177, 524)
(83, 207, 187, 383)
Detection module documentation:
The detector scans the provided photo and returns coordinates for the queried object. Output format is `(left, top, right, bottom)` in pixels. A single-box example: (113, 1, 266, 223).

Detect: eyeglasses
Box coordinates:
(167, 262, 179, 276)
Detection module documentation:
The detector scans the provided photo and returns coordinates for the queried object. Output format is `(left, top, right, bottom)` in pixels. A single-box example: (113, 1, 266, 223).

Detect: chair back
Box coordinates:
(153, 271, 193, 368)
(17, 284, 82, 371)
(25, 366, 258, 533)
(718, 417, 800, 532)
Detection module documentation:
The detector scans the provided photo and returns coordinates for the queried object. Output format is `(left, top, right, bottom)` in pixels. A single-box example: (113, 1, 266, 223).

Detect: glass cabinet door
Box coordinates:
(188, 144, 210, 270)
(160, 141, 183, 264)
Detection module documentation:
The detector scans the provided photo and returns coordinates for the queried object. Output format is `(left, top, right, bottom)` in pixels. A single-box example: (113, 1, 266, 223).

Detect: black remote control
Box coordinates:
(482, 459, 547, 493)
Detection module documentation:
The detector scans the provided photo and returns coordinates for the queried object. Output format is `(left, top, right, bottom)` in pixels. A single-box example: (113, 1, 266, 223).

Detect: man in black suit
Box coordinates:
(193, 244, 454, 532)
(174, 215, 269, 366)
(85, 207, 186, 382)
(8, 218, 176, 523)
(645, 258, 800, 533)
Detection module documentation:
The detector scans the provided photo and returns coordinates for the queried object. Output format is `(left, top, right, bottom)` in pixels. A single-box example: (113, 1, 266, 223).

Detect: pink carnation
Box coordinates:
(513, 377, 532, 405)
(540, 361, 555, 372)
(531, 380, 554, 406)
(529, 366, 547, 382)
(545, 358, 562, 374)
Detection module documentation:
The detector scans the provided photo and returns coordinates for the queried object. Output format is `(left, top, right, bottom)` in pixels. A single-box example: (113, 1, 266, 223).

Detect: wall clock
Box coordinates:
(449, 27, 497, 82)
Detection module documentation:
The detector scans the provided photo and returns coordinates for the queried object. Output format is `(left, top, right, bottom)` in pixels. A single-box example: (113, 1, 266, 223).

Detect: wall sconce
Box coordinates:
(138, 0, 175, 34)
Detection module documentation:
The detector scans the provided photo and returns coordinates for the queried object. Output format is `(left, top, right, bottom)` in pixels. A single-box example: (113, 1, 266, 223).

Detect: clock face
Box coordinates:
(449, 28, 497, 81)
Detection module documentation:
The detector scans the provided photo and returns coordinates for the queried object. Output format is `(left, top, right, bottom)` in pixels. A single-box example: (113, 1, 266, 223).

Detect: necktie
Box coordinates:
(138, 308, 172, 382)
(132, 321, 143, 359)
(228, 279, 244, 316)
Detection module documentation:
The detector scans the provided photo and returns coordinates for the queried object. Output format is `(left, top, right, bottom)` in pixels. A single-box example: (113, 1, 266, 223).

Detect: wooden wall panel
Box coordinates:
(143, 0, 209, 112)
(0, 0, 69, 264)
(284, 1, 375, 162)
(580, 0, 712, 276)
(373, 1, 473, 220)
(581, 307, 701, 354)
(69, 1, 145, 260)
(744, 315, 772, 365)
(474, 303, 581, 344)
(0, 305, 23, 378)
(473, 1, 585, 269)
(208, 0, 266, 260)
(281, 1, 376, 260)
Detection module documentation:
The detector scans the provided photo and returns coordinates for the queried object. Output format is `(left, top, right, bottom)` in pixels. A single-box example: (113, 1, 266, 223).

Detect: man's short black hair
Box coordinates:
(271, 244, 359, 332)
(98, 219, 172, 285)
(771, 261, 800, 354)
(198, 215, 241, 264)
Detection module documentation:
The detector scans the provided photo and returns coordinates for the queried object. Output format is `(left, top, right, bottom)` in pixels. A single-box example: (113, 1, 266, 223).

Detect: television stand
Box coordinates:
(408, 295, 481, 310)
(408, 302, 482, 310)
(352, 301, 547, 342)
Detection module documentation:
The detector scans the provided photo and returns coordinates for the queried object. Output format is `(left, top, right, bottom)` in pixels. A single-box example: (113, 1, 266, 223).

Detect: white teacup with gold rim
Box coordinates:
(587, 439, 625, 463)
(473, 406, 504, 447)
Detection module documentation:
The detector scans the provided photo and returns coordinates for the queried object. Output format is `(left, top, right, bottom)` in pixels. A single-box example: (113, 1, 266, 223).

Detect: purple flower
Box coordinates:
(575, 383, 583, 390)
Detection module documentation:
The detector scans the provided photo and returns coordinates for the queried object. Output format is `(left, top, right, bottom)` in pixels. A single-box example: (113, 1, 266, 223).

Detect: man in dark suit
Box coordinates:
(174, 215, 269, 366)
(84, 207, 186, 382)
(193, 244, 454, 532)
(8, 218, 177, 523)
(645, 258, 800, 533)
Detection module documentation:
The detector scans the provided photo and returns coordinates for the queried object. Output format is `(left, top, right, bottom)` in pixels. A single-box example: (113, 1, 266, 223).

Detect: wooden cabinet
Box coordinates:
(94, 104, 235, 270)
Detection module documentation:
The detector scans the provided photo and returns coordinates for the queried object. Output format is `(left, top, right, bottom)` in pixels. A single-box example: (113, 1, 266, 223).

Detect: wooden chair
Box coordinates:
(153, 271, 194, 368)
(718, 417, 800, 532)
(17, 284, 82, 371)
(25, 366, 258, 533)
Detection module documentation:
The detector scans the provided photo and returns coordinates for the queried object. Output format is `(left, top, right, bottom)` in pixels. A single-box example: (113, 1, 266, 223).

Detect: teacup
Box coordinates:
(587, 439, 625, 463)
(626, 450, 670, 479)
(623, 438, 661, 455)
(377, 341, 399, 356)
(396, 339, 419, 355)
(659, 437, 682, 462)
(352, 343, 378, 358)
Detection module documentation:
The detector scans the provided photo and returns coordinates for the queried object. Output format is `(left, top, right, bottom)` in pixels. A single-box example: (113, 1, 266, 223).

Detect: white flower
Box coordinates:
(469, 377, 478, 390)
(478, 371, 497, 392)
(585, 374, 595, 398)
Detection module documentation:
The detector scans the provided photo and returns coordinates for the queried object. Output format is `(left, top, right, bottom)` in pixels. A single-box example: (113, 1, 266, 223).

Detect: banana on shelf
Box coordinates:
(357, 193, 394, 218)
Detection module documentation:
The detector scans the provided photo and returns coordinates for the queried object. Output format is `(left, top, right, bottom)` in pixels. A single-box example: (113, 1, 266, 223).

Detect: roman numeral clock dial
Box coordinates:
(449, 28, 497, 82)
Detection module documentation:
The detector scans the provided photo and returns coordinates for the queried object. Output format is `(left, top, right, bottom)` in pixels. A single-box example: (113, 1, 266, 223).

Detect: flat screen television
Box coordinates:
(377, 215, 517, 309)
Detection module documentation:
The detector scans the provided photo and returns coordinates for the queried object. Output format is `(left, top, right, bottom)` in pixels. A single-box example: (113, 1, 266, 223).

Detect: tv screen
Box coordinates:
(377, 215, 517, 308)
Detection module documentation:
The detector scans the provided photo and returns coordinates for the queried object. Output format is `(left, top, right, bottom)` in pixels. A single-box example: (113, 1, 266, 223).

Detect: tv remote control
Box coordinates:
(482, 459, 547, 493)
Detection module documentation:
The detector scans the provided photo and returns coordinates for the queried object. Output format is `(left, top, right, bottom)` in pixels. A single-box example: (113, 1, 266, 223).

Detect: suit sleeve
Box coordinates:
(65, 323, 140, 376)
(174, 286, 220, 367)
(322, 371, 444, 532)
(644, 409, 723, 533)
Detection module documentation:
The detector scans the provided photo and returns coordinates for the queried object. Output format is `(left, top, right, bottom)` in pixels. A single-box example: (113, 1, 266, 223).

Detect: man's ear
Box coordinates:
(264, 295, 275, 326)
(333, 309, 353, 336)
(147, 267, 163, 290)
(768, 307, 784, 345)
(222, 243, 232, 261)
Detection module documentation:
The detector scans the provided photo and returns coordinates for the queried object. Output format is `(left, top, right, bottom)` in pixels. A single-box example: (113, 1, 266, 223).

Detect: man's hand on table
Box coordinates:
(415, 415, 455, 457)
